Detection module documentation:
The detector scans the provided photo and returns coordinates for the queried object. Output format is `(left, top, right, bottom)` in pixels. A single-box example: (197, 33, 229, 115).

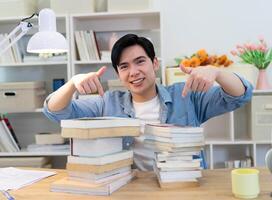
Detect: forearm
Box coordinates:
(47, 80, 76, 112)
(215, 70, 245, 97)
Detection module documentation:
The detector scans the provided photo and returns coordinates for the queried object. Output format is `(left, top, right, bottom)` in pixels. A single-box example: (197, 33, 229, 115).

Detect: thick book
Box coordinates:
(68, 150, 133, 165)
(51, 172, 135, 196)
(144, 124, 203, 136)
(156, 159, 201, 169)
(71, 137, 122, 157)
(144, 140, 204, 148)
(144, 134, 204, 144)
(66, 158, 133, 174)
(61, 117, 140, 139)
(69, 168, 131, 184)
(61, 117, 141, 129)
(68, 166, 131, 183)
(154, 164, 202, 182)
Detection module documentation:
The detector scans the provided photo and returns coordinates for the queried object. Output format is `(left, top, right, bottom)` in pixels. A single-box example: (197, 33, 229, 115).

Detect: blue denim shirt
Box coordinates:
(43, 77, 253, 148)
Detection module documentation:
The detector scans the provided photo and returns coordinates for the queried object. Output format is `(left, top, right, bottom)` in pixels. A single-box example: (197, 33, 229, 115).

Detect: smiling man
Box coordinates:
(43, 34, 253, 170)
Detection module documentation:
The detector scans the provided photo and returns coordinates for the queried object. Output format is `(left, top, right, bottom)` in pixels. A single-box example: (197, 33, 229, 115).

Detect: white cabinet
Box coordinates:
(203, 91, 272, 169)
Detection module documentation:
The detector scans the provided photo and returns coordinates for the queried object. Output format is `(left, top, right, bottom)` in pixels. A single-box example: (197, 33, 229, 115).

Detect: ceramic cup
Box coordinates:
(231, 168, 260, 199)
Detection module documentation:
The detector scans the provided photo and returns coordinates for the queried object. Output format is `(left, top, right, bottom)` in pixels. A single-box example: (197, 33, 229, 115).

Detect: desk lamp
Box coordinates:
(0, 8, 68, 56)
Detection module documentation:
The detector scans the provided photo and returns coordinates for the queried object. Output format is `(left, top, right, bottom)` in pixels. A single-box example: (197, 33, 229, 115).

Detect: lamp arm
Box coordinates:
(0, 21, 33, 56)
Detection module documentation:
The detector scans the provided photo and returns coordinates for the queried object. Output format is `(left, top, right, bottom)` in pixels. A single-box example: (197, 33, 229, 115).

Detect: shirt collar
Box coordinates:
(120, 84, 172, 116)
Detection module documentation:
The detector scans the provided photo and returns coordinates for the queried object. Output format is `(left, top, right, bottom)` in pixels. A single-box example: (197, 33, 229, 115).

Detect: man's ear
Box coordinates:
(153, 57, 159, 71)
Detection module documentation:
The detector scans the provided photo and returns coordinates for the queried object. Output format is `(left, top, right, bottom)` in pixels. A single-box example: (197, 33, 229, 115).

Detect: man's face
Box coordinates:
(117, 45, 159, 102)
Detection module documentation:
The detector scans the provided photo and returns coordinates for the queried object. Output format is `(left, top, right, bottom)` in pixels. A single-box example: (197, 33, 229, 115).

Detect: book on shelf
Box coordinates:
(71, 137, 123, 157)
(66, 158, 133, 174)
(0, 33, 22, 64)
(68, 150, 133, 165)
(35, 132, 65, 145)
(2, 115, 21, 149)
(61, 117, 140, 139)
(51, 171, 135, 196)
(74, 30, 100, 61)
(0, 157, 51, 168)
(0, 117, 20, 152)
(27, 144, 70, 152)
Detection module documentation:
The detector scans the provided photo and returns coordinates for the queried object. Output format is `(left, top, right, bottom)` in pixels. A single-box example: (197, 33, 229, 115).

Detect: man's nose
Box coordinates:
(129, 65, 140, 76)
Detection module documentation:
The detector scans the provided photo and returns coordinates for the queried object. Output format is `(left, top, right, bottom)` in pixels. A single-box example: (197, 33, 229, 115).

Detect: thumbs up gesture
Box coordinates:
(71, 66, 107, 96)
(180, 64, 219, 97)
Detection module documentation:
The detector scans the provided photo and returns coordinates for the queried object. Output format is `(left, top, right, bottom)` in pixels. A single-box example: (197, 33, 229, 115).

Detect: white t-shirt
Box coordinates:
(132, 95, 161, 171)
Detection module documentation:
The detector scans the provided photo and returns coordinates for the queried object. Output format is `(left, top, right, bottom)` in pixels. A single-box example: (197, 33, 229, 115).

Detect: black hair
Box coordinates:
(111, 34, 155, 72)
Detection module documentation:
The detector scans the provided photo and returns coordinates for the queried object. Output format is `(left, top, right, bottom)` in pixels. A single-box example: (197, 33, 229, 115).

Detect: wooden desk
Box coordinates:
(8, 168, 272, 200)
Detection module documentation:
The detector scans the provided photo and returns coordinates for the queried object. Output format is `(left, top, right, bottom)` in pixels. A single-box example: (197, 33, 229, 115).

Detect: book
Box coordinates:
(144, 134, 204, 143)
(61, 117, 140, 139)
(71, 137, 123, 157)
(69, 168, 131, 184)
(154, 164, 201, 182)
(0, 119, 20, 152)
(2, 115, 21, 149)
(68, 166, 131, 183)
(51, 172, 135, 196)
(144, 140, 204, 148)
(62, 126, 140, 139)
(156, 159, 201, 169)
(61, 117, 141, 129)
(0, 157, 51, 168)
(68, 150, 133, 165)
(35, 132, 65, 145)
(66, 158, 133, 174)
(144, 123, 203, 136)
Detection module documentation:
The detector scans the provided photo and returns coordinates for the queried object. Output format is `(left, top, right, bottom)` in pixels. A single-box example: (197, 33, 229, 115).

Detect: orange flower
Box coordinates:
(180, 59, 191, 67)
(196, 49, 208, 64)
(190, 56, 201, 67)
(216, 55, 227, 65)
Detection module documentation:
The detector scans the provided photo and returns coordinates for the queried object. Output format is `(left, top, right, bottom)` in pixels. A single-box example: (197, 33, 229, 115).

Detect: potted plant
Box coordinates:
(231, 38, 272, 90)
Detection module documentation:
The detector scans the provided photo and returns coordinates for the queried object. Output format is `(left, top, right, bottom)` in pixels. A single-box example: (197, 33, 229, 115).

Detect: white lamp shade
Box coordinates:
(27, 8, 68, 53)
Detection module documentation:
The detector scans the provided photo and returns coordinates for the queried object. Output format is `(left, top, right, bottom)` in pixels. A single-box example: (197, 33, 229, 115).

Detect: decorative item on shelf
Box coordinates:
(53, 78, 65, 91)
(108, 32, 119, 52)
(175, 49, 233, 68)
(231, 37, 272, 90)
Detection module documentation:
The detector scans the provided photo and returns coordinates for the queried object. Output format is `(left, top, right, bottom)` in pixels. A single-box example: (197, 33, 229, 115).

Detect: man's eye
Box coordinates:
(137, 59, 146, 65)
(119, 65, 128, 70)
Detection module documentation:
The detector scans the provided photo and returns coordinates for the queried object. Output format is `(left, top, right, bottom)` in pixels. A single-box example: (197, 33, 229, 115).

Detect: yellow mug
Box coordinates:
(231, 168, 260, 199)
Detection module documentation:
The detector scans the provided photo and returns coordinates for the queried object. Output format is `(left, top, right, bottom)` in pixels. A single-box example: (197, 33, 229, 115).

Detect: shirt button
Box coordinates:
(126, 142, 130, 146)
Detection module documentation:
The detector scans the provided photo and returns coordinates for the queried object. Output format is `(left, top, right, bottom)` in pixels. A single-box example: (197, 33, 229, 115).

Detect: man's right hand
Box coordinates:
(71, 66, 107, 96)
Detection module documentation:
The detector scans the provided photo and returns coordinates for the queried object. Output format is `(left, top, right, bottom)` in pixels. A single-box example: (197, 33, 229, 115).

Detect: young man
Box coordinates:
(44, 34, 253, 170)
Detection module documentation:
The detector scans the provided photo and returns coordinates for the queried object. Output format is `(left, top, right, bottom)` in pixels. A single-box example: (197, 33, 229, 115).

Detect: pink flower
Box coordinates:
(238, 48, 245, 54)
(231, 50, 237, 56)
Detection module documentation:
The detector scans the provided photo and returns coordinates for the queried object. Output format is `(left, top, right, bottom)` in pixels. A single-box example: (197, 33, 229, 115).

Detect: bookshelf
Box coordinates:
(202, 90, 272, 169)
(0, 15, 70, 168)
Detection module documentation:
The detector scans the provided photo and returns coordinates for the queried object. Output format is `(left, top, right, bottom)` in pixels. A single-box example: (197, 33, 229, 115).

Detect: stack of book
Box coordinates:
(143, 124, 205, 188)
(51, 117, 140, 196)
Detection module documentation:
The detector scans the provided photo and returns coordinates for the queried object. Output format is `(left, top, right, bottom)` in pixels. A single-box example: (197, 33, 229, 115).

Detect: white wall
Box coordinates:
(158, 0, 272, 82)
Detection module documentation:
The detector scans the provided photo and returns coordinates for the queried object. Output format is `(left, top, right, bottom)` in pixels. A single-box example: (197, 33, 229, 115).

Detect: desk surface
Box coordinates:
(9, 168, 272, 200)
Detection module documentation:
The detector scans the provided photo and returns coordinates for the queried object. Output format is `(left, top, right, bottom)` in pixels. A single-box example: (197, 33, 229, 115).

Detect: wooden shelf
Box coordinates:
(0, 61, 67, 67)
